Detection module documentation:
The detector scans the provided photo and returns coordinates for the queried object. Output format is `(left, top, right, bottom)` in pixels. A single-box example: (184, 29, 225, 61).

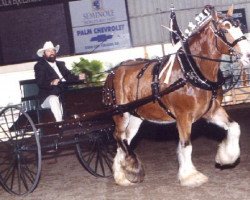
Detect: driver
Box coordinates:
(34, 41, 85, 122)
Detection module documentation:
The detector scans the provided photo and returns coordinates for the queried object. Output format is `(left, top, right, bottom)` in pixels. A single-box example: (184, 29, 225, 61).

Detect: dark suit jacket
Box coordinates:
(34, 58, 79, 103)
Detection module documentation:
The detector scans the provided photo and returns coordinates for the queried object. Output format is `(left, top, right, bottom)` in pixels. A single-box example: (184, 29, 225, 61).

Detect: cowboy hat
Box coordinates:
(36, 41, 60, 57)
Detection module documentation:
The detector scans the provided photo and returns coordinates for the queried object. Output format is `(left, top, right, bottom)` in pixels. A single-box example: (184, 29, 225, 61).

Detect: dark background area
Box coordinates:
(0, 1, 75, 66)
(0, 3, 71, 65)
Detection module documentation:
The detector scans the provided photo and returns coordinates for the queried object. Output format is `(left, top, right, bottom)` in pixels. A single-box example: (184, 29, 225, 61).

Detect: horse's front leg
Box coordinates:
(112, 113, 145, 186)
(177, 114, 208, 187)
(205, 106, 240, 166)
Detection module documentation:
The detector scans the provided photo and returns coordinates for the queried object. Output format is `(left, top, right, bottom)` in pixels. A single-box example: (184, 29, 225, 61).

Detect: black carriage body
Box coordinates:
(19, 79, 114, 134)
(0, 80, 115, 196)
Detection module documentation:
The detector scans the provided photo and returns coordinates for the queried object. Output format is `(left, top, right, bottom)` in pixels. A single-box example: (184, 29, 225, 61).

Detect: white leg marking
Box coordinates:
(113, 147, 133, 186)
(215, 122, 241, 165)
(206, 106, 241, 166)
(126, 115, 143, 144)
(177, 142, 208, 187)
(119, 112, 130, 140)
(207, 108, 229, 130)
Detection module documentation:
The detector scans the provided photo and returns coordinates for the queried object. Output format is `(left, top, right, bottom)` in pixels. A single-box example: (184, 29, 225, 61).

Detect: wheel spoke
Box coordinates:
(99, 148, 113, 172)
(0, 124, 12, 141)
(19, 162, 30, 192)
(94, 147, 100, 173)
(2, 160, 15, 183)
(76, 130, 115, 177)
(85, 145, 96, 165)
(97, 146, 106, 176)
(21, 155, 37, 183)
(10, 163, 16, 191)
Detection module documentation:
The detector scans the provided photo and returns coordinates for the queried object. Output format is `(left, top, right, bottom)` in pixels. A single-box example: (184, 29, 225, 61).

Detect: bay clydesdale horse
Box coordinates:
(103, 5, 250, 187)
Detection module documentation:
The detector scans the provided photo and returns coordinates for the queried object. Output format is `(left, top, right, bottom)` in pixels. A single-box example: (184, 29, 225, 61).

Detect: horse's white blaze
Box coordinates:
(177, 142, 208, 187)
(113, 147, 133, 186)
(227, 24, 250, 66)
(215, 122, 241, 165)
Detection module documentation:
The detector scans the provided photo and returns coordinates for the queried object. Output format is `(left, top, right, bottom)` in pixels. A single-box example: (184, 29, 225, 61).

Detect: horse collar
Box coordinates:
(177, 40, 225, 91)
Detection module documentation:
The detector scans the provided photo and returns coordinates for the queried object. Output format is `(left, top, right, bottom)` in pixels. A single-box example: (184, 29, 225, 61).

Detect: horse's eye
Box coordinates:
(218, 28, 228, 36)
(221, 29, 228, 34)
(234, 19, 240, 27)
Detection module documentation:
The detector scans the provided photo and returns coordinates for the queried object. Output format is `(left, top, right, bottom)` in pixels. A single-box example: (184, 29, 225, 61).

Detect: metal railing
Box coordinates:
(221, 57, 250, 106)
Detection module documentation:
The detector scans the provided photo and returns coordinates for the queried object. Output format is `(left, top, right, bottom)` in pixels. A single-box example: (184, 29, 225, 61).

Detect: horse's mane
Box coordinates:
(183, 6, 214, 38)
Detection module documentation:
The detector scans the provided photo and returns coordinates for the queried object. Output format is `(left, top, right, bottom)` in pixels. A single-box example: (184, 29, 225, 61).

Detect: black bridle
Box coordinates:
(212, 17, 247, 49)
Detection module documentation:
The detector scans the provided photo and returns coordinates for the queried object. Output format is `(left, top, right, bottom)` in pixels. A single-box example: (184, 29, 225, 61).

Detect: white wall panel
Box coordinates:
(127, 0, 250, 46)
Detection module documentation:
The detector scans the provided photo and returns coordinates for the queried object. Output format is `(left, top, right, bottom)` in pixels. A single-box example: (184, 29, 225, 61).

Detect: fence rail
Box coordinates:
(221, 61, 250, 106)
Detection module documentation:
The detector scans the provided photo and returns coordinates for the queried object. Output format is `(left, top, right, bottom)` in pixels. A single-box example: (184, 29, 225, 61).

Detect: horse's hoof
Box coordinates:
(114, 177, 135, 186)
(113, 151, 145, 186)
(215, 142, 240, 166)
(113, 165, 135, 186)
(123, 155, 145, 183)
(125, 165, 145, 183)
(215, 157, 240, 169)
(179, 170, 208, 187)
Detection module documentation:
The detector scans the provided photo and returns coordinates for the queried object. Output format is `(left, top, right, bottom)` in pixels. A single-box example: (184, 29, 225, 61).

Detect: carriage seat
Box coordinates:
(20, 79, 40, 110)
(19, 79, 53, 123)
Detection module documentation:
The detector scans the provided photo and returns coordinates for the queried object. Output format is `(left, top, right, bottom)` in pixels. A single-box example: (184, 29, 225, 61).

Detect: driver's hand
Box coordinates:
(51, 79, 60, 85)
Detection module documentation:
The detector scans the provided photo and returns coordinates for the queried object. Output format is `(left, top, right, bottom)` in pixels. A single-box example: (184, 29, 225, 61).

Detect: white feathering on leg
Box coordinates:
(215, 122, 241, 165)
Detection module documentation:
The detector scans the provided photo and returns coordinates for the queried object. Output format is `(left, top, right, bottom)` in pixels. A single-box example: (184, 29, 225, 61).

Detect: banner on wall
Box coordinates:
(0, 0, 42, 8)
(69, 0, 131, 54)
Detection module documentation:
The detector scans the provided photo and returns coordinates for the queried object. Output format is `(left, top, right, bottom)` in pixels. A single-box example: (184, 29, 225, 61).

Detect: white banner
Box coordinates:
(73, 21, 131, 53)
(69, 0, 131, 54)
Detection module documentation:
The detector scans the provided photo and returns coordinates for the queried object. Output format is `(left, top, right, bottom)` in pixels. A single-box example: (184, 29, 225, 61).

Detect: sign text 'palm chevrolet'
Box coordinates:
(69, 0, 131, 54)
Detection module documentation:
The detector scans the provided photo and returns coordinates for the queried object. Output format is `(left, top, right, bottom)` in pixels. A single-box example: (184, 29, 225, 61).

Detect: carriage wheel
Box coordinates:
(0, 105, 41, 195)
(76, 129, 116, 178)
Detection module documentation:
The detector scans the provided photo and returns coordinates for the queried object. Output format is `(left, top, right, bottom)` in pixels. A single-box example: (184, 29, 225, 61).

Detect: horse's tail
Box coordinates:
(102, 71, 116, 107)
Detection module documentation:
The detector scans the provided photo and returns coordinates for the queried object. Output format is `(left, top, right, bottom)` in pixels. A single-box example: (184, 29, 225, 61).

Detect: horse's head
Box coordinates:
(210, 5, 250, 66)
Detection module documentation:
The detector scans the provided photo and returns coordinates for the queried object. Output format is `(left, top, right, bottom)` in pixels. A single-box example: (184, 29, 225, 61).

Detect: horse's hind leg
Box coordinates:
(176, 114, 208, 187)
(112, 113, 145, 186)
(204, 106, 240, 166)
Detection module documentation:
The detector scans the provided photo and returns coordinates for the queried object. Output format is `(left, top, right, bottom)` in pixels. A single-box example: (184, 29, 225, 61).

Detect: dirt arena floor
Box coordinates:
(1, 104, 250, 200)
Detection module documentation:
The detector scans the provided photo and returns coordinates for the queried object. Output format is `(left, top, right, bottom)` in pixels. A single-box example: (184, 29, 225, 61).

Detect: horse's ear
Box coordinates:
(211, 8, 218, 21)
(227, 5, 234, 17)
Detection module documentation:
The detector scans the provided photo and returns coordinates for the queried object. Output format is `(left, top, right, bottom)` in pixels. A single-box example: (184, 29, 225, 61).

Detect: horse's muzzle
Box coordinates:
(240, 53, 250, 66)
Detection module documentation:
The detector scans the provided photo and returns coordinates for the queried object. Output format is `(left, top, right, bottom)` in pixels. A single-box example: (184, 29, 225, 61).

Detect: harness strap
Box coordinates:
(156, 97, 176, 119)
(108, 78, 186, 116)
(230, 36, 247, 47)
(150, 57, 177, 119)
(137, 60, 156, 79)
(204, 90, 217, 116)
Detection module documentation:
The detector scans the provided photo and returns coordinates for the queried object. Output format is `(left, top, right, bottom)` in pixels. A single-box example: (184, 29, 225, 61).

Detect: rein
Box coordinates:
(185, 53, 235, 63)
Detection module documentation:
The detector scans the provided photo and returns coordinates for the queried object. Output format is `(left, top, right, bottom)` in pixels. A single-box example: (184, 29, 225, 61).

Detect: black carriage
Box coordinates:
(0, 80, 116, 195)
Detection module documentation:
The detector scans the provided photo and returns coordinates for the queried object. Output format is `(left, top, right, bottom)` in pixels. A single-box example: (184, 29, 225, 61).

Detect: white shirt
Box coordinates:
(47, 61, 66, 82)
